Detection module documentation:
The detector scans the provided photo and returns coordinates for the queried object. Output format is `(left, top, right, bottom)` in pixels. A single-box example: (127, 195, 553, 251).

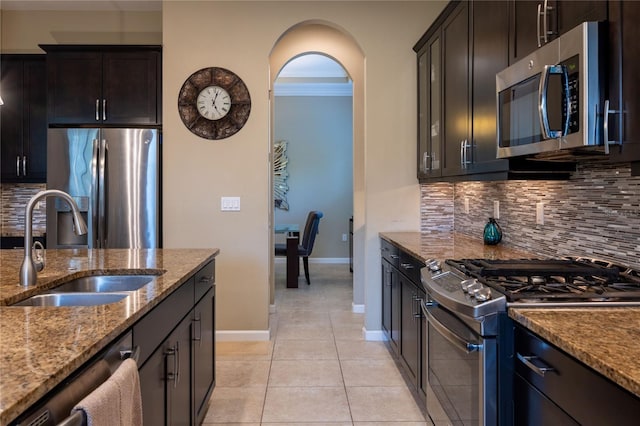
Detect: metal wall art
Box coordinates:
(274, 140, 290, 210)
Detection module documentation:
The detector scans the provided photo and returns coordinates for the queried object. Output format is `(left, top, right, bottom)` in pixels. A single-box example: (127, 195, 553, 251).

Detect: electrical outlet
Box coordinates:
(221, 196, 240, 211)
(493, 201, 500, 219)
(342, 233, 348, 242)
(536, 202, 544, 225)
(464, 197, 470, 214)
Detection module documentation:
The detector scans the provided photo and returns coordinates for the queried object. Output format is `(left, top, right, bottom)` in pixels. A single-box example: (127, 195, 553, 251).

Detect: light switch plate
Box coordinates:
(536, 202, 544, 225)
(493, 201, 500, 219)
(221, 196, 240, 211)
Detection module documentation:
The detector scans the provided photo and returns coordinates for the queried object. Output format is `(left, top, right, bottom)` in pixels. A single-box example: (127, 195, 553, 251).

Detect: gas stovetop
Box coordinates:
(421, 257, 640, 319)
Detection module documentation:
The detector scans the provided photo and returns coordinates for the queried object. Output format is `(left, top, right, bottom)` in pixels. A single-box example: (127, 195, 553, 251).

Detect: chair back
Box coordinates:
(300, 211, 323, 256)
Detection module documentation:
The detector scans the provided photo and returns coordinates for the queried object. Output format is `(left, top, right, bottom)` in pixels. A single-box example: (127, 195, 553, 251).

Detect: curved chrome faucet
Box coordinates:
(20, 190, 88, 286)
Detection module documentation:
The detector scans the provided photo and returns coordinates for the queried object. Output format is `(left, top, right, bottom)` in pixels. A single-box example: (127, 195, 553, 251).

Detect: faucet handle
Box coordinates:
(32, 241, 45, 272)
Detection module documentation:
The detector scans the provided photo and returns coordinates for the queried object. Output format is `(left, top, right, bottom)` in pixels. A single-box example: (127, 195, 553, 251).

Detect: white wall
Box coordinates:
(1, 0, 447, 339)
(274, 95, 353, 260)
(163, 1, 445, 337)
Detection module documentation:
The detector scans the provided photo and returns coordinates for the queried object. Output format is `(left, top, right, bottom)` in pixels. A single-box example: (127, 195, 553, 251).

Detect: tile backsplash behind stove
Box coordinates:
(1, 184, 47, 236)
(420, 161, 640, 270)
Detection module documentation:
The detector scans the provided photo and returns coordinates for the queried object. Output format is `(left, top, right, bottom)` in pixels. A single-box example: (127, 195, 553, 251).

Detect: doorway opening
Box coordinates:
(268, 21, 365, 318)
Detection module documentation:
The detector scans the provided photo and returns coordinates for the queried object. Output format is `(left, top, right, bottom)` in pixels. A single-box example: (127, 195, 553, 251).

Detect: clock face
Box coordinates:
(178, 67, 251, 140)
(197, 85, 231, 120)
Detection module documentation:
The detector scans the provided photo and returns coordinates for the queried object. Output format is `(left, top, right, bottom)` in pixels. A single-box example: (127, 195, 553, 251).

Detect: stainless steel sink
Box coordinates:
(13, 292, 129, 307)
(52, 275, 154, 293)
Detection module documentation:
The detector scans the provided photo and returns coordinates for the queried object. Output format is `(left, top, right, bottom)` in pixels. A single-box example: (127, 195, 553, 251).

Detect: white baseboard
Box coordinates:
(216, 330, 271, 341)
(274, 257, 350, 264)
(363, 327, 387, 341)
(352, 303, 365, 313)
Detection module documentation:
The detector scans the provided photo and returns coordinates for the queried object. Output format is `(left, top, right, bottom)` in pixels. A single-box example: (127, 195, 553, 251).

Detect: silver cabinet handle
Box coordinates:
(165, 346, 178, 388)
(193, 313, 202, 345)
(604, 100, 621, 153)
(102, 99, 106, 121)
(95, 99, 100, 121)
(400, 262, 414, 270)
(537, 0, 554, 46)
(537, 3, 543, 47)
(413, 295, 422, 319)
(517, 352, 555, 377)
(175, 340, 181, 385)
(390, 254, 399, 260)
(199, 275, 214, 284)
(22, 156, 27, 176)
(16, 156, 20, 176)
(423, 151, 430, 172)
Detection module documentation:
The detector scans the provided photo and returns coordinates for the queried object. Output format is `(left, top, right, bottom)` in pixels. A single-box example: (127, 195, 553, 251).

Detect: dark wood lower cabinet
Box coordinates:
(192, 288, 215, 425)
(136, 260, 216, 426)
(400, 277, 420, 386)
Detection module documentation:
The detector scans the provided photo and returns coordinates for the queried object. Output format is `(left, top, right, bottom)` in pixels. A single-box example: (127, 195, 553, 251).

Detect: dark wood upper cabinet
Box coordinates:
(509, 0, 607, 65)
(607, 1, 640, 164)
(41, 46, 161, 126)
(442, 1, 470, 178)
(0, 55, 47, 183)
(470, 1, 509, 174)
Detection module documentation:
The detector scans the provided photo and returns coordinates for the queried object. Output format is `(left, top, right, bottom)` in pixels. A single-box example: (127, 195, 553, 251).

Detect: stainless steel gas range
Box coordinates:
(420, 256, 640, 426)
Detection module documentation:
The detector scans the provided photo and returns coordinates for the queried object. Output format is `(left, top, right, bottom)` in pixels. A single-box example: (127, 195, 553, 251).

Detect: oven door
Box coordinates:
(422, 300, 497, 426)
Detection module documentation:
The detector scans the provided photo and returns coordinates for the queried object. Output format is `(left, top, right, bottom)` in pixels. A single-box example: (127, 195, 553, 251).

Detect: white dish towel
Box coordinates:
(73, 358, 143, 426)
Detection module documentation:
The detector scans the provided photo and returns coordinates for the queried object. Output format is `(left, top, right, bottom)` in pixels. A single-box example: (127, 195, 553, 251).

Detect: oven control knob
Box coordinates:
(461, 278, 478, 292)
(427, 260, 441, 272)
(475, 287, 492, 301)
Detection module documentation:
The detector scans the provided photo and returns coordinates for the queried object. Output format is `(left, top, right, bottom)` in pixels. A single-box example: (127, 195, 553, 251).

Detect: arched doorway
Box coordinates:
(268, 21, 365, 317)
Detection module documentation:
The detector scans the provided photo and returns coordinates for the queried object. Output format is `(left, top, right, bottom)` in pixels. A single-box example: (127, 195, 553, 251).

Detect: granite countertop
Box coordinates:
(379, 230, 535, 262)
(381, 231, 640, 400)
(0, 248, 219, 426)
(510, 308, 640, 398)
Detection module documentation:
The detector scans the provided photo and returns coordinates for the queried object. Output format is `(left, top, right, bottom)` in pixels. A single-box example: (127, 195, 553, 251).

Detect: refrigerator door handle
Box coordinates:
(91, 138, 100, 248)
(98, 138, 108, 248)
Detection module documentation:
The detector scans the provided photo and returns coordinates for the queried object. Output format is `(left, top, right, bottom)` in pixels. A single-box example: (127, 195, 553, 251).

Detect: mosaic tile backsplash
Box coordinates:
(420, 161, 640, 270)
(1, 184, 47, 236)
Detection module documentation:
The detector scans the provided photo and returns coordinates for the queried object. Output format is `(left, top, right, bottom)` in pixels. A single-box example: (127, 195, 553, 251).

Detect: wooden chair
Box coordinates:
(275, 211, 323, 285)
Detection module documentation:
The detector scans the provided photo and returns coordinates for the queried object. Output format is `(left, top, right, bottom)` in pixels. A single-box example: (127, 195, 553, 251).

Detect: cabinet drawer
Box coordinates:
(134, 278, 194, 366)
(380, 239, 399, 267)
(514, 326, 640, 425)
(398, 251, 424, 284)
(194, 260, 215, 303)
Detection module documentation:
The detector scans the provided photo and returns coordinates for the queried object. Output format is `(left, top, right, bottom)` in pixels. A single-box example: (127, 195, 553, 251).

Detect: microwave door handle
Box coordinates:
(538, 65, 566, 139)
(561, 66, 570, 137)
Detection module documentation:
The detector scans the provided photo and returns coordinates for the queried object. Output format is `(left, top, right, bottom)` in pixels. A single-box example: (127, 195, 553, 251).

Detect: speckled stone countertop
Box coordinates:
(0, 248, 219, 426)
(381, 231, 640, 400)
(510, 308, 640, 398)
(379, 231, 535, 262)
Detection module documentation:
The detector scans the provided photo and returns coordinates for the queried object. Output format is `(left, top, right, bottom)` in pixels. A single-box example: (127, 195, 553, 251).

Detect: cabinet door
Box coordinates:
(608, 1, 640, 163)
(442, 2, 470, 177)
(390, 265, 401, 355)
(400, 277, 419, 385)
(1, 56, 47, 183)
(557, 0, 606, 36)
(193, 288, 215, 425)
(167, 314, 192, 426)
(102, 51, 160, 125)
(417, 32, 443, 180)
(510, 0, 557, 64)
(23, 58, 47, 181)
(139, 340, 168, 426)
(47, 51, 102, 124)
(1, 58, 24, 181)
(469, 0, 509, 174)
(381, 261, 392, 339)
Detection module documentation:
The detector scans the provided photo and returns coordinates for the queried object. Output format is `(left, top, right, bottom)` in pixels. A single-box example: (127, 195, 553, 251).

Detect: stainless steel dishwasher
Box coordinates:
(12, 330, 138, 426)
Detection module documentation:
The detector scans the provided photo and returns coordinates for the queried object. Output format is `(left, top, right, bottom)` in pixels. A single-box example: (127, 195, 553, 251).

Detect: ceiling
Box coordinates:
(0, 0, 161, 11)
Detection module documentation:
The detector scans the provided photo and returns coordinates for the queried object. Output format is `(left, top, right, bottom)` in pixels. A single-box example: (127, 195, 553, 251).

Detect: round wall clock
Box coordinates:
(178, 67, 251, 140)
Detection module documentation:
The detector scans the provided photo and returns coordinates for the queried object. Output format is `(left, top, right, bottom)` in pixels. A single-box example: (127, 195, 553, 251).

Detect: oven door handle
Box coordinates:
(423, 303, 482, 354)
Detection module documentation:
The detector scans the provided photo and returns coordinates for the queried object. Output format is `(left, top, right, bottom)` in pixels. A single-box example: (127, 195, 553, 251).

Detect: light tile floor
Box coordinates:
(204, 263, 430, 425)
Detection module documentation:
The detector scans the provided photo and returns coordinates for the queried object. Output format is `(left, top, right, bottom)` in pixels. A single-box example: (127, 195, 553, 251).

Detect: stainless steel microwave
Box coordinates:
(496, 21, 602, 159)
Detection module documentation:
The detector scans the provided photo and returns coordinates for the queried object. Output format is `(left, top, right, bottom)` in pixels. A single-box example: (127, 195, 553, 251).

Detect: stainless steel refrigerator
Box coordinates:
(47, 128, 160, 249)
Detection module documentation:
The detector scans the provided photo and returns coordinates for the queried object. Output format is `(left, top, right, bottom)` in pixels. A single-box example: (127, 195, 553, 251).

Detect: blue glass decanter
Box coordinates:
(483, 218, 502, 245)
